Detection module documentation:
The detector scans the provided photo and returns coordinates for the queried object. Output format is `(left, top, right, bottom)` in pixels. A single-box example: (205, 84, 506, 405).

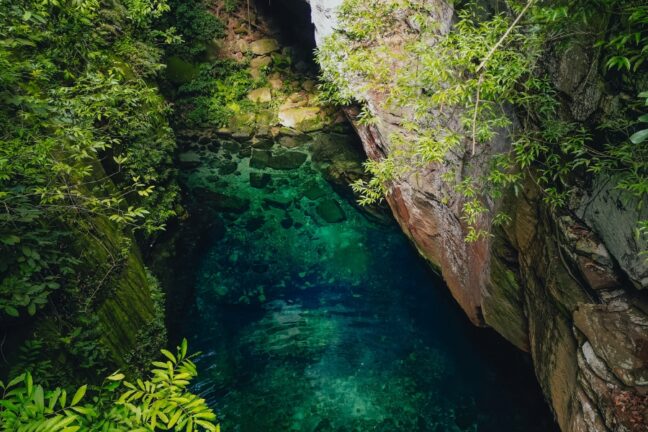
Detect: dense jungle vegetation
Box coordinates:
(0, 0, 220, 429)
(1, 0, 646, 429)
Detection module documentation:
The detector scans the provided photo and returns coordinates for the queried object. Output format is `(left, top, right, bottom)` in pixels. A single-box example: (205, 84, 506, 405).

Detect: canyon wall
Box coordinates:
(304, 1, 648, 431)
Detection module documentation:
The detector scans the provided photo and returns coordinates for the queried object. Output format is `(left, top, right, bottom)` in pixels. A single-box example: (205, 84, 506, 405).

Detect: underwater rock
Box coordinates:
(239, 146, 252, 158)
(266, 151, 308, 170)
(244, 215, 265, 232)
(194, 187, 250, 213)
(263, 195, 293, 209)
(222, 140, 241, 153)
(251, 136, 274, 149)
(250, 149, 271, 169)
(303, 180, 327, 200)
(250, 38, 280, 55)
(316, 199, 346, 223)
(250, 172, 271, 188)
(218, 161, 238, 175)
(280, 217, 294, 229)
(178, 151, 202, 168)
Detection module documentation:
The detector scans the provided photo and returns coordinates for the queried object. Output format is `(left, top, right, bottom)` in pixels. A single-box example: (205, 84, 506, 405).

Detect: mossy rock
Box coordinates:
(250, 55, 272, 69)
(250, 38, 280, 55)
(166, 56, 198, 84)
(278, 107, 324, 132)
(248, 87, 272, 103)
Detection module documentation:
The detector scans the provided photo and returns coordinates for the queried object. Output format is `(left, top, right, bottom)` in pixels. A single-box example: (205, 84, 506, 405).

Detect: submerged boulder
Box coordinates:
(316, 199, 346, 223)
(250, 172, 271, 188)
(194, 187, 249, 213)
(266, 151, 308, 170)
(250, 149, 271, 169)
(178, 151, 202, 168)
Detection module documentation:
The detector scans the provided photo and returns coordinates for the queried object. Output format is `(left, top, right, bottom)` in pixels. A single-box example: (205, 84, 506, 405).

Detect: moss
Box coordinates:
(166, 56, 199, 84)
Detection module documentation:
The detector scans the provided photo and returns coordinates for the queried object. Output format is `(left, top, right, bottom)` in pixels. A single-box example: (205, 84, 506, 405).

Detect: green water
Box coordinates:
(169, 126, 558, 432)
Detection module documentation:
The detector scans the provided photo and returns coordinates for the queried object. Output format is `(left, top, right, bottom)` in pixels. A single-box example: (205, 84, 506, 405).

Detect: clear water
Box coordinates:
(171, 129, 558, 432)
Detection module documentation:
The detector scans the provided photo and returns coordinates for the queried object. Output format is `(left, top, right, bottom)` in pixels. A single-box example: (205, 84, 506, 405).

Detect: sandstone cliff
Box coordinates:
(305, 1, 648, 430)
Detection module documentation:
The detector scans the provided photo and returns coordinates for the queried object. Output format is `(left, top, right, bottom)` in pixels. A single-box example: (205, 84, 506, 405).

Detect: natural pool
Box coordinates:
(169, 126, 559, 432)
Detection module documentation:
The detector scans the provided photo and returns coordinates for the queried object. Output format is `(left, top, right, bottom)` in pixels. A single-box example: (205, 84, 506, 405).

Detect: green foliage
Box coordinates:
(320, 0, 648, 240)
(0, 0, 178, 319)
(168, 0, 225, 57)
(0, 341, 219, 432)
(176, 60, 255, 127)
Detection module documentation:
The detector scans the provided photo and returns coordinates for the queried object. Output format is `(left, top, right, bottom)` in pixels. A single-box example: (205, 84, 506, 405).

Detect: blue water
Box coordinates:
(172, 129, 558, 432)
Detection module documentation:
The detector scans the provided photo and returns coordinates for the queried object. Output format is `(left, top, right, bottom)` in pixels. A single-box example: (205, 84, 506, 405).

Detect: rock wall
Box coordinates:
(304, 1, 648, 431)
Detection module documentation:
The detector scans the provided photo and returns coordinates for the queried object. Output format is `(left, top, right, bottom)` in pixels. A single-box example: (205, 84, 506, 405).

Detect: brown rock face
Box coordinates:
(330, 9, 648, 432)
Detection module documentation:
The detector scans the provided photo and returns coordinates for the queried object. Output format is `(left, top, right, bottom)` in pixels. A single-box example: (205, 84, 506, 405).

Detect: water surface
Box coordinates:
(171, 128, 558, 432)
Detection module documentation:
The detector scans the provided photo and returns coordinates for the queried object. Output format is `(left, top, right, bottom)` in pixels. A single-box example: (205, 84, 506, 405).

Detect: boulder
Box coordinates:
(251, 136, 274, 149)
(316, 199, 346, 223)
(303, 180, 327, 200)
(278, 107, 323, 132)
(248, 87, 272, 103)
(250, 172, 271, 188)
(263, 195, 293, 209)
(178, 151, 201, 168)
(250, 38, 279, 55)
(266, 151, 308, 170)
(278, 136, 299, 148)
(193, 188, 249, 213)
(218, 160, 238, 175)
(222, 140, 241, 153)
(250, 55, 272, 69)
(250, 149, 271, 169)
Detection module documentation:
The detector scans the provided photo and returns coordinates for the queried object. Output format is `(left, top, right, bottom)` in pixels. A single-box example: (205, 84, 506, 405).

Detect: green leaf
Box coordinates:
(630, 128, 648, 144)
(26, 372, 33, 396)
(160, 349, 176, 363)
(71, 385, 87, 406)
(5, 306, 19, 317)
(0, 235, 20, 245)
(181, 338, 188, 359)
(107, 373, 125, 381)
(33, 385, 44, 411)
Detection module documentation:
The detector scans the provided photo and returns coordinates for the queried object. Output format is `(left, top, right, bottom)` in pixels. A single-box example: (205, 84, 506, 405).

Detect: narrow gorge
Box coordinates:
(1, 0, 646, 431)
